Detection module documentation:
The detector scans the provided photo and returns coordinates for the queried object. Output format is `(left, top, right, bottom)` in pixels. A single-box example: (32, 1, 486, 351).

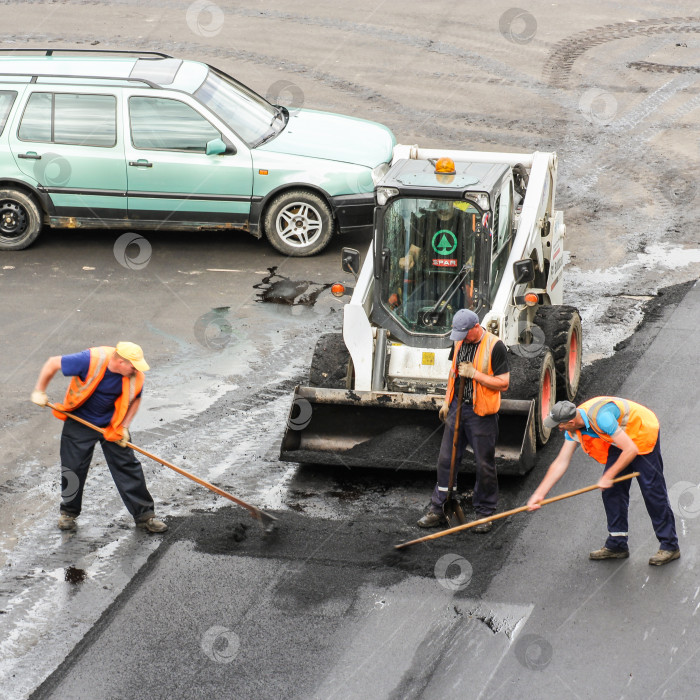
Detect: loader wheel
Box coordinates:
(505, 346, 557, 446)
(308, 333, 352, 389)
(535, 305, 582, 402)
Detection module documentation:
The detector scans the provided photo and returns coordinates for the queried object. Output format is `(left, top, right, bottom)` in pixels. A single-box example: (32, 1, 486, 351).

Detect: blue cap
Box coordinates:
(450, 309, 480, 340)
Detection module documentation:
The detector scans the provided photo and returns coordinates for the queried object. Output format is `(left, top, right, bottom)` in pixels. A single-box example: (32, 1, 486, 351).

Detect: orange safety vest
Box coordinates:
(445, 330, 502, 416)
(52, 346, 145, 442)
(569, 396, 659, 464)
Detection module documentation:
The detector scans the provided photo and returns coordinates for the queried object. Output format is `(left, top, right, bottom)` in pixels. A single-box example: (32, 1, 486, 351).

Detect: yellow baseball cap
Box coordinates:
(115, 342, 150, 371)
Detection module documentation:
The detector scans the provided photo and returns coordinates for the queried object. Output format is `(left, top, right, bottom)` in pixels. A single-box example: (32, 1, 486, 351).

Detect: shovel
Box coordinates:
(47, 403, 277, 534)
(443, 376, 467, 528)
(396, 471, 640, 549)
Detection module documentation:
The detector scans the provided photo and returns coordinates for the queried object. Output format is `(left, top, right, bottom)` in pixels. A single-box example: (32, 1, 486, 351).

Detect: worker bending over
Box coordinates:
(528, 398, 679, 566)
(31, 342, 167, 534)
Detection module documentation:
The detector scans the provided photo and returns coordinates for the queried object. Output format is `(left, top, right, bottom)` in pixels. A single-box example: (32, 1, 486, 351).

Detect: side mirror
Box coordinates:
(513, 258, 535, 284)
(341, 247, 361, 278)
(205, 138, 227, 156)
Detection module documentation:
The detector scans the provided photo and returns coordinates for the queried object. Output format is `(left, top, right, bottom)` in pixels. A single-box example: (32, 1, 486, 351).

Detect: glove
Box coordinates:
(31, 390, 49, 406)
(116, 427, 131, 448)
(458, 362, 476, 379)
(439, 401, 449, 422)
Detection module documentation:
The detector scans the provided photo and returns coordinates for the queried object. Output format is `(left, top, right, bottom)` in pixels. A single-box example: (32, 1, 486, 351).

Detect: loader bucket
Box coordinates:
(280, 386, 536, 475)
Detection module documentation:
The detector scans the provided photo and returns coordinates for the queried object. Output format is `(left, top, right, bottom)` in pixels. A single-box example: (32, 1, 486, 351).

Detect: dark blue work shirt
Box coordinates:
(61, 350, 142, 428)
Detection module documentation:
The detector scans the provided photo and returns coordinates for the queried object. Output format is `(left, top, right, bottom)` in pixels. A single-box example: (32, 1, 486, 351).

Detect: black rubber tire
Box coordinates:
(308, 333, 351, 389)
(263, 189, 335, 257)
(0, 189, 43, 250)
(535, 305, 582, 402)
(505, 346, 557, 446)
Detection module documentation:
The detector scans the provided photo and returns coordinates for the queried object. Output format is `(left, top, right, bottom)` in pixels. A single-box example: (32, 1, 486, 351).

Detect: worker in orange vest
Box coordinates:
(528, 398, 679, 566)
(31, 342, 167, 534)
(417, 309, 510, 532)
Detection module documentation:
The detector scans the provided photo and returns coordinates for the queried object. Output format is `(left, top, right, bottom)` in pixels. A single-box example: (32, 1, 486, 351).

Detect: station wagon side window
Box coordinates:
(0, 91, 18, 136)
(129, 96, 220, 152)
(18, 92, 117, 147)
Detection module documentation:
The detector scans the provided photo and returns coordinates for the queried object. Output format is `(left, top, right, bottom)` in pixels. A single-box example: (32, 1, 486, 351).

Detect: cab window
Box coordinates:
(129, 96, 220, 152)
(18, 92, 117, 146)
(380, 198, 480, 334)
(489, 181, 514, 301)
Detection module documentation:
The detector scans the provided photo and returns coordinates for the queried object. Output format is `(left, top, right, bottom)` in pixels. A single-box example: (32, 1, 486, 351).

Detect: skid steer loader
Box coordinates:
(280, 146, 581, 474)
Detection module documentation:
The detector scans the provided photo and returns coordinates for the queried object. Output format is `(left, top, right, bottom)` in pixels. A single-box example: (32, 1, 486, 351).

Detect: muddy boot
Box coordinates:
(648, 549, 680, 566)
(589, 546, 629, 560)
(416, 512, 446, 528)
(58, 513, 77, 531)
(137, 517, 168, 533)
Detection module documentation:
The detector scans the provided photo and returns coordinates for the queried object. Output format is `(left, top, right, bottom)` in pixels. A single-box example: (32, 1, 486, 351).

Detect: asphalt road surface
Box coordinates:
(1, 2, 700, 699)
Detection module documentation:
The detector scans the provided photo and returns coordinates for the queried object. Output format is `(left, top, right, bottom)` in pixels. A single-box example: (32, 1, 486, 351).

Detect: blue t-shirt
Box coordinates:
(61, 350, 142, 428)
(565, 404, 621, 443)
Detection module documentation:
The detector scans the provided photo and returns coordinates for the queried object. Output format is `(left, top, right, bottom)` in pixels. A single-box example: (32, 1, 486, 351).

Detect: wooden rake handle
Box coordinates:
(47, 402, 276, 528)
(395, 471, 640, 550)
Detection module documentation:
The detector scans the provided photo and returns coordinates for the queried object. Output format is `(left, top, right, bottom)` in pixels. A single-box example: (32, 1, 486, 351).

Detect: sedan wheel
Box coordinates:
(264, 189, 334, 257)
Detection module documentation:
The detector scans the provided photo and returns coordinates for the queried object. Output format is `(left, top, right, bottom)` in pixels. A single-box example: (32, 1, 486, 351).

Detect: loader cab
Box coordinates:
(373, 158, 513, 348)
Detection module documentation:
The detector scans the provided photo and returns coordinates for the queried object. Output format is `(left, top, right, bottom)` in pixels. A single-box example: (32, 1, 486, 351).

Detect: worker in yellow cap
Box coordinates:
(31, 343, 167, 533)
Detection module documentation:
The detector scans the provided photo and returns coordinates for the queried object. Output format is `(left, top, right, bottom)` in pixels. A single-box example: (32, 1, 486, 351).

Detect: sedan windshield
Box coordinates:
(194, 69, 283, 146)
(380, 198, 482, 334)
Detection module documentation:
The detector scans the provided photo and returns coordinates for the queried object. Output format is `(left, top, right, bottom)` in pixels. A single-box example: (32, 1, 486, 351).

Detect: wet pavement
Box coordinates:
(2, 1, 700, 698)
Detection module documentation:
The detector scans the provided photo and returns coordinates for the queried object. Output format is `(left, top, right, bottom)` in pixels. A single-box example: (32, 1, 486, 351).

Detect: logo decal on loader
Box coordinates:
(432, 230, 457, 256)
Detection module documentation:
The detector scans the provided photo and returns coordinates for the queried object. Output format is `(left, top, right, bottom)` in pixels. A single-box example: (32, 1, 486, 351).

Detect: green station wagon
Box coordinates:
(0, 49, 396, 255)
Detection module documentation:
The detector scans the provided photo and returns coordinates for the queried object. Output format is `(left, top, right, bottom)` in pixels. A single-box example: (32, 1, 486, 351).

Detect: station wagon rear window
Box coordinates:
(0, 91, 17, 135)
(18, 92, 117, 147)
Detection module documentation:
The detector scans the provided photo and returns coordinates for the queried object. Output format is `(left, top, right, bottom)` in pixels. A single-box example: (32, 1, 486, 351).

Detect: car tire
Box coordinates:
(263, 189, 335, 257)
(0, 189, 43, 251)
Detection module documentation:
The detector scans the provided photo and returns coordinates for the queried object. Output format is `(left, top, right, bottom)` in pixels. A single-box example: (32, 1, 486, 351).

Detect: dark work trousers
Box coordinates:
(59, 419, 156, 522)
(602, 434, 678, 552)
(430, 398, 499, 516)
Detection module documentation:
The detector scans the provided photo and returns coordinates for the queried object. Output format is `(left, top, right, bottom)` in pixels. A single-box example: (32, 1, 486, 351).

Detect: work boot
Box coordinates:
(472, 517, 493, 534)
(58, 513, 77, 531)
(416, 512, 446, 528)
(648, 549, 680, 566)
(137, 517, 168, 533)
(589, 546, 629, 560)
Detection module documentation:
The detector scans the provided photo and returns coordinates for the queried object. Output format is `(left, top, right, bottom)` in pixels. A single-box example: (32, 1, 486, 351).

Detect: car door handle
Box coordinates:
(18, 152, 42, 160)
(129, 160, 153, 168)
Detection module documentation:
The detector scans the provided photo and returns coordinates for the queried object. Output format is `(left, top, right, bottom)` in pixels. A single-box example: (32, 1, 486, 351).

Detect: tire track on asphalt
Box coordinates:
(543, 16, 700, 88)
